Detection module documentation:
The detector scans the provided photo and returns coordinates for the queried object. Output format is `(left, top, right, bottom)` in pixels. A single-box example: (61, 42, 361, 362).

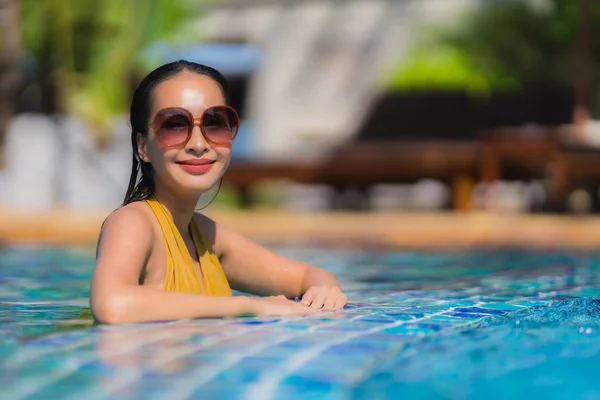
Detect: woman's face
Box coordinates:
(138, 71, 235, 196)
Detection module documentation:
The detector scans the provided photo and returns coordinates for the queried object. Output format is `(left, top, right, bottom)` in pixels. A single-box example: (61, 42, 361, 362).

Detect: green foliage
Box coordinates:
(384, 0, 599, 94)
(19, 0, 203, 144)
(383, 45, 518, 95)
(443, 0, 579, 86)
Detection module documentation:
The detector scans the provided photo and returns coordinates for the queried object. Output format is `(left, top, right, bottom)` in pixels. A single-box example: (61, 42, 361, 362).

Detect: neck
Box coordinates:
(152, 185, 199, 234)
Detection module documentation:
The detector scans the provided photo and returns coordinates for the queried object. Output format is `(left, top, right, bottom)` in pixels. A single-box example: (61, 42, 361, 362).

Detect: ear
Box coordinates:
(136, 132, 150, 163)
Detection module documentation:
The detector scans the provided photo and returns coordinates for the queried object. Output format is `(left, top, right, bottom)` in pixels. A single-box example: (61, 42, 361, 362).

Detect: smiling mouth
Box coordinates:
(176, 160, 215, 174)
(176, 159, 215, 166)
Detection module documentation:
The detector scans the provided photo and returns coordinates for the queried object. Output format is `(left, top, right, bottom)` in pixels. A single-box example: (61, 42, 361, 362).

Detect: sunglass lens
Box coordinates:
(156, 110, 191, 147)
(202, 107, 239, 144)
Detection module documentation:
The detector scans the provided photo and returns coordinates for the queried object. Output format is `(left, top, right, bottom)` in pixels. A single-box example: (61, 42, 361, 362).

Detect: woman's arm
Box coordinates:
(90, 208, 309, 324)
(200, 214, 347, 310)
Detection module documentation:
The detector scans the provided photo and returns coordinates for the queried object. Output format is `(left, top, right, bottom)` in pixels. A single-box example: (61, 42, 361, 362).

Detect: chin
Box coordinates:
(176, 171, 222, 192)
(190, 181, 220, 194)
(179, 174, 218, 191)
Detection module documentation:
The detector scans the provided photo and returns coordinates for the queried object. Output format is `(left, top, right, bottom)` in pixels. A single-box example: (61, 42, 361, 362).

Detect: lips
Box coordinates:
(176, 159, 215, 174)
(176, 159, 215, 166)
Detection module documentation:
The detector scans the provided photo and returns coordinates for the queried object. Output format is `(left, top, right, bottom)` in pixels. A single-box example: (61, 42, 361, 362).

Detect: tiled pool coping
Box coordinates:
(2, 207, 600, 249)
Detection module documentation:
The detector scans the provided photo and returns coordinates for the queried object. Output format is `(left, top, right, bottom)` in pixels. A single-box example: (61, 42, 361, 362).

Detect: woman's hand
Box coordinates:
(249, 295, 315, 316)
(300, 286, 347, 310)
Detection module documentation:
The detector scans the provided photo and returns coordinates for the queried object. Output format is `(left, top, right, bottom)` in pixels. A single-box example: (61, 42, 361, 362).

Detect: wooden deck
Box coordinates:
(224, 133, 600, 213)
(225, 140, 481, 211)
(2, 206, 600, 250)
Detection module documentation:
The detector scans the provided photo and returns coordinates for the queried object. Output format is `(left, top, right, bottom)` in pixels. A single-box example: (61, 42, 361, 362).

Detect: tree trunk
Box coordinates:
(0, 0, 23, 169)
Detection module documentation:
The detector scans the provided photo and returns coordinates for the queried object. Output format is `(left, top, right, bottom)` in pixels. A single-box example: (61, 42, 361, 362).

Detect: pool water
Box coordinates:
(1, 245, 600, 399)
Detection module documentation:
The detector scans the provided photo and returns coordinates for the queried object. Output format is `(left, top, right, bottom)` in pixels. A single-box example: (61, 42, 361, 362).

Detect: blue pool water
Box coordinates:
(1, 245, 600, 399)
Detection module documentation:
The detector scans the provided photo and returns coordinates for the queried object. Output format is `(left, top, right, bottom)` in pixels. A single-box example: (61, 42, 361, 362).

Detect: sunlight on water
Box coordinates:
(0, 245, 599, 399)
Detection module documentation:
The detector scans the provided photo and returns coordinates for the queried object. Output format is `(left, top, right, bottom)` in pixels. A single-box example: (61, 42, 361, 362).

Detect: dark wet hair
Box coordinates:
(122, 60, 229, 206)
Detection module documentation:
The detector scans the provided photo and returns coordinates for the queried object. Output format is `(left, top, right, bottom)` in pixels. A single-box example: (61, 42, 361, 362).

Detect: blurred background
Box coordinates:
(0, 0, 599, 222)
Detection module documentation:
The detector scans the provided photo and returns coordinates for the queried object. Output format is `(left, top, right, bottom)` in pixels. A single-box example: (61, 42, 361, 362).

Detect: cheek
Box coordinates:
(215, 146, 232, 161)
(146, 143, 175, 169)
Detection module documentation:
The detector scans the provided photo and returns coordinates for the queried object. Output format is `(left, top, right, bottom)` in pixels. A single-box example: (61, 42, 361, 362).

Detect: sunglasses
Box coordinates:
(151, 106, 240, 148)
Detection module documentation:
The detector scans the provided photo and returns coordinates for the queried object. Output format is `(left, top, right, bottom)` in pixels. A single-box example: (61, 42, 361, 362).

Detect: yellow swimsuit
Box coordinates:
(145, 196, 232, 296)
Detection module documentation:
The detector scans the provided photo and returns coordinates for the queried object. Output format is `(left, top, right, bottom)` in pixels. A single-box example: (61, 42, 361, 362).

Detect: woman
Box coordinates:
(90, 60, 347, 324)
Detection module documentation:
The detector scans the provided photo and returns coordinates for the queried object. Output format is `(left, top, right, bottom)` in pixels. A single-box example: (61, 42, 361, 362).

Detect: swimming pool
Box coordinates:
(1, 245, 599, 399)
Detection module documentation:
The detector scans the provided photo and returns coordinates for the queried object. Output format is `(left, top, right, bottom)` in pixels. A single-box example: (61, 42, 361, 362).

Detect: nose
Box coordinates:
(184, 124, 209, 155)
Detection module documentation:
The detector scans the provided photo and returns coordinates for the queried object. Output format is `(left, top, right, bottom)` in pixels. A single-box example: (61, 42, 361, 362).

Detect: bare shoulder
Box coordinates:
(101, 202, 154, 235)
(97, 202, 155, 256)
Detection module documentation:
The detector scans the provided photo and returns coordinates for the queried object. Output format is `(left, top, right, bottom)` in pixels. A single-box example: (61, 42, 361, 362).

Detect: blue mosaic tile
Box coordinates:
(1, 246, 600, 399)
(266, 380, 349, 400)
(479, 302, 524, 311)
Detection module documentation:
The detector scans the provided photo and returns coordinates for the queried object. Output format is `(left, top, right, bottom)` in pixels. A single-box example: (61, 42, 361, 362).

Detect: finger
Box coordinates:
(309, 288, 328, 309)
(323, 291, 339, 310)
(333, 294, 347, 310)
(301, 287, 319, 306)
